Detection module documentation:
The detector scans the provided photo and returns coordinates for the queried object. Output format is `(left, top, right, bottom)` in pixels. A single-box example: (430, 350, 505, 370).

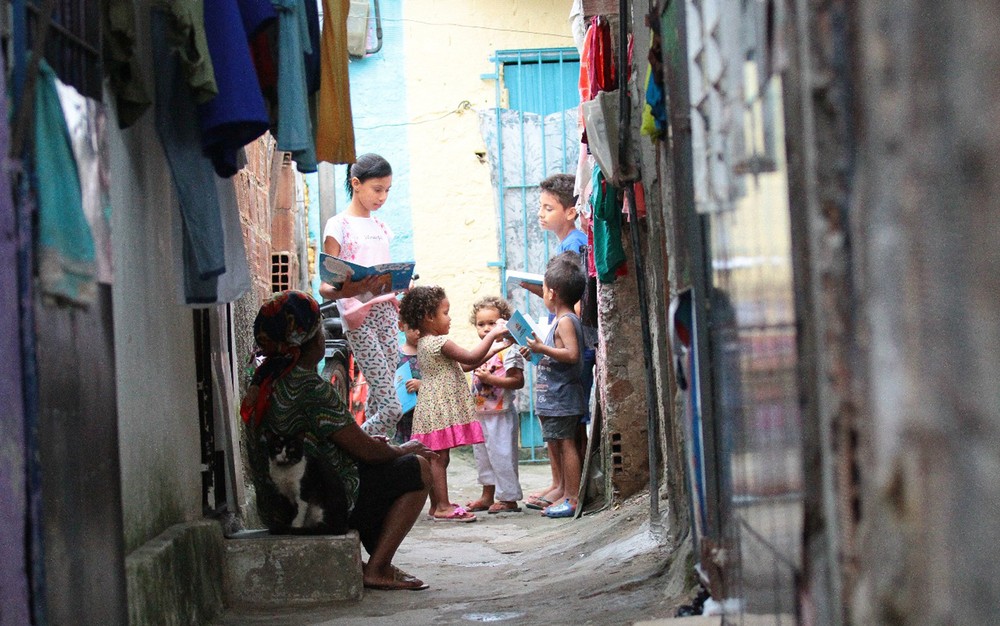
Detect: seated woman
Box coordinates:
(241, 290, 437, 591)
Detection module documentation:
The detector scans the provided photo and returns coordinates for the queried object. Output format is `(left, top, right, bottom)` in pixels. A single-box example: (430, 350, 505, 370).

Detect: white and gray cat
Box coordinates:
(266, 432, 349, 535)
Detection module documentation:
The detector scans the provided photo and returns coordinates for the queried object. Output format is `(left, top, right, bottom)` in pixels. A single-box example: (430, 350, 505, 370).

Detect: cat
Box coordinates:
(265, 432, 349, 535)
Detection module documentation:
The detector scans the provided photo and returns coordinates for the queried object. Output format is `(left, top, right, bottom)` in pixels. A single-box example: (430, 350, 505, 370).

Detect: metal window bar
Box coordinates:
(21, 0, 101, 99)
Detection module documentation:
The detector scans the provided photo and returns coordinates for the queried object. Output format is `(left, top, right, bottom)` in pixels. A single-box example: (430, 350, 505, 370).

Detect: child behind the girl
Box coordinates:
(393, 321, 422, 445)
(465, 297, 525, 514)
(399, 286, 510, 522)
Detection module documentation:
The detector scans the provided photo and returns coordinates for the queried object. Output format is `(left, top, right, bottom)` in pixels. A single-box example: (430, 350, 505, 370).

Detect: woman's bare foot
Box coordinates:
(363, 563, 429, 591)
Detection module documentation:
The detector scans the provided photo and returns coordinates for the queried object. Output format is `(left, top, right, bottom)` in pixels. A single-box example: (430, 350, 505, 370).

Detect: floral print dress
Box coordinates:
(410, 334, 484, 451)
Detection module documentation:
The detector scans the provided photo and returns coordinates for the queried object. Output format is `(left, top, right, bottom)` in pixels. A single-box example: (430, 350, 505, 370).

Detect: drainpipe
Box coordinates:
(616, 0, 662, 528)
(365, 0, 383, 56)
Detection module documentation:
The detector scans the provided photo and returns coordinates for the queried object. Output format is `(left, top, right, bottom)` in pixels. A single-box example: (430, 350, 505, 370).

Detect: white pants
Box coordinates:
(473, 410, 523, 502)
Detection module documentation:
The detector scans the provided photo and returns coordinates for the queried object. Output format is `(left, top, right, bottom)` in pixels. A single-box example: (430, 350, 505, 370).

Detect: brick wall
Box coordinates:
(234, 134, 276, 304)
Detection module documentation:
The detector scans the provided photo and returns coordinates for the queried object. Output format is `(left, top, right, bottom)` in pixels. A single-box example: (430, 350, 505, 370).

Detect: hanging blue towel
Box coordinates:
(198, 0, 271, 177)
(34, 60, 96, 307)
(272, 0, 317, 173)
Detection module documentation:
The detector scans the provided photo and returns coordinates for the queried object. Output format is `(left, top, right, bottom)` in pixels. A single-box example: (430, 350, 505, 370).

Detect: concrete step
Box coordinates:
(223, 529, 364, 608)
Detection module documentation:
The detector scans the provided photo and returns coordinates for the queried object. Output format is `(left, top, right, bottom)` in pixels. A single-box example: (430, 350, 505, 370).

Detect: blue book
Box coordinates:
(506, 310, 543, 365)
(394, 361, 418, 414)
(319, 253, 415, 295)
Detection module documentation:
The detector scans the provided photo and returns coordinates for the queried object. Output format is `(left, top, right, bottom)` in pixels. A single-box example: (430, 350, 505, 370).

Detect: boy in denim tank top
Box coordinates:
(522, 252, 587, 518)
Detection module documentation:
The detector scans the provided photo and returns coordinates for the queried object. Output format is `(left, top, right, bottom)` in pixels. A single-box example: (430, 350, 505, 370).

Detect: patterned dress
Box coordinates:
(246, 366, 359, 529)
(411, 334, 484, 451)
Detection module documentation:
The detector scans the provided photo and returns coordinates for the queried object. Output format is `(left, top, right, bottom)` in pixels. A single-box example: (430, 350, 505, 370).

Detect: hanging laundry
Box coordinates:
(152, 8, 227, 286)
(172, 176, 252, 306)
(239, 0, 278, 37)
(160, 0, 220, 105)
(102, 0, 152, 128)
(579, 15, 615, 146)
(315, 0, 356, 164)
(643, 28, 668, 138)
(590, 164, 626, 284)
(302, 0, 322, 94)
(588, 16, 616, 95)
(272, 0, 317, 173)
(34, 60, 96, 307)
(56, 81, 114, 284)
(198, 0, 272, 177)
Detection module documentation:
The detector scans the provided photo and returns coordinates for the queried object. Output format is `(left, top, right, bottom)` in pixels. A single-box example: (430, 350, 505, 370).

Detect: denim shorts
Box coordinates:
(539, 414, 582, 442)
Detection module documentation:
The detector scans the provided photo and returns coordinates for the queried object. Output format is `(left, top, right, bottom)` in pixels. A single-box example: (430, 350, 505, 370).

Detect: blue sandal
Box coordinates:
(543, 499, 576, 518)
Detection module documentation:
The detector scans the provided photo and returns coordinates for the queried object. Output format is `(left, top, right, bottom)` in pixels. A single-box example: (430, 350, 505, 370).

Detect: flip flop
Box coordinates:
(524, 497, 553, 510)
(487, 502, 522, 514)
(433, 506, 477, 522)
(543, 499, 576, 518)
(465, 500, 491, 512)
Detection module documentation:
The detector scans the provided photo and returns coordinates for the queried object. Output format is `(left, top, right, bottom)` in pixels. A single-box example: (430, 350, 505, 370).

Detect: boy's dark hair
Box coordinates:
(544, 252, 586, 306)
(346, 153, 392, 197)
(399, 285, 447, 330)
(539, 173, 577, 210)
(469, 295, 514, 325)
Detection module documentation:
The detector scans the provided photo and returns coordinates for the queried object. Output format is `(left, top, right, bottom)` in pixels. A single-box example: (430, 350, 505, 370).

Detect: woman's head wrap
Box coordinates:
(241, 291, 323, 425)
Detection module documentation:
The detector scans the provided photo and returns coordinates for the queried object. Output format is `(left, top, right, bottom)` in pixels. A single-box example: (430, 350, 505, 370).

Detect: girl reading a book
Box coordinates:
(319, 153, 406, 440)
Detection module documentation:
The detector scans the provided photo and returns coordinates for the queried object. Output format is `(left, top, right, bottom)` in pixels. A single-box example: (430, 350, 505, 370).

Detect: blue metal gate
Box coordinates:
(478, 47, 581, 456)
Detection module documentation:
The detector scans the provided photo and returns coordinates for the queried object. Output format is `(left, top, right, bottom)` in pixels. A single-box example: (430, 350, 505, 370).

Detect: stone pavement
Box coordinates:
(212, 448, 691, 625)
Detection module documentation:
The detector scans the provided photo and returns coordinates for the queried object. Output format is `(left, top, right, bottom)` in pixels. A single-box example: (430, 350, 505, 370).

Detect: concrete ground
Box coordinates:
(212, 448, 695, 625)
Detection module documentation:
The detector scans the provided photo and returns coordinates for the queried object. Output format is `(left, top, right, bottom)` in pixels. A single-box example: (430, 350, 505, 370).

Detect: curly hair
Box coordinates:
(544, 251, 586, 306)
(469, 295, 513, 325)
(539, 173, 577, 210)
(399, 285, 447, 331)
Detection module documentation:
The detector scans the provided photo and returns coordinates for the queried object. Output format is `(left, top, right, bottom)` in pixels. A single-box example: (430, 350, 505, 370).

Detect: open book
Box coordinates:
(505, 270, 543, 290)
(506, 309, 551, 365)
(319, 253, 415, 294)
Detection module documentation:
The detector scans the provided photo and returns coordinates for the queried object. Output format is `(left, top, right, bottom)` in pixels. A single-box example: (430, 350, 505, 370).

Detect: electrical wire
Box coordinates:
(354, 100, 474, 130)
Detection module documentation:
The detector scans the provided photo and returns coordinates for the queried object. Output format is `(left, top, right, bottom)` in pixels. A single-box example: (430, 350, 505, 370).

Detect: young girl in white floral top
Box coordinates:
(399, 286, 510, 522)
(319, 154, 404, 440)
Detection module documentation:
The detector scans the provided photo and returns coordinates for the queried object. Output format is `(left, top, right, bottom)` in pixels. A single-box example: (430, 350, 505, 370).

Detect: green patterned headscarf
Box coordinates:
(241, 290, 322, 425)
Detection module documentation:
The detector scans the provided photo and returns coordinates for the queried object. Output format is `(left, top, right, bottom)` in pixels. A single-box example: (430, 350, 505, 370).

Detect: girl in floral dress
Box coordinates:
(399, 286, 510, 522)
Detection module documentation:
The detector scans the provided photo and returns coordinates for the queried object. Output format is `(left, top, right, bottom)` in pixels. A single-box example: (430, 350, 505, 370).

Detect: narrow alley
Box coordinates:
(2, 1, 1000, 625)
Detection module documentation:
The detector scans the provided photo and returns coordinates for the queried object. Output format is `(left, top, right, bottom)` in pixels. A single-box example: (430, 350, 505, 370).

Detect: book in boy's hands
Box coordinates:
(394, 361, 417, 414)
(319, 253, 415, 295)
(505, 270, 544, 290)
(506, 309, 544, 365)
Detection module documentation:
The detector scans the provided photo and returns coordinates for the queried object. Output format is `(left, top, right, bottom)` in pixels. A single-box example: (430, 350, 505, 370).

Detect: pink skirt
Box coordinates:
(413, 420, 485, 451)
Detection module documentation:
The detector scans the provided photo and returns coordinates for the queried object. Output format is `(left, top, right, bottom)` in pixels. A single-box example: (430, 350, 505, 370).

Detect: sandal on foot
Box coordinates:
(543, 499, 576, 518)
(524, 497, 553, 510)
(465, 500, 492, 512)
(433, 506, 477, 522)
(488, 501, 522, 514)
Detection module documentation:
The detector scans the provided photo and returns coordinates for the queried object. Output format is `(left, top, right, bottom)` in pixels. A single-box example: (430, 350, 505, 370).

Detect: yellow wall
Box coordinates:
(402, 1, 574, 345)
